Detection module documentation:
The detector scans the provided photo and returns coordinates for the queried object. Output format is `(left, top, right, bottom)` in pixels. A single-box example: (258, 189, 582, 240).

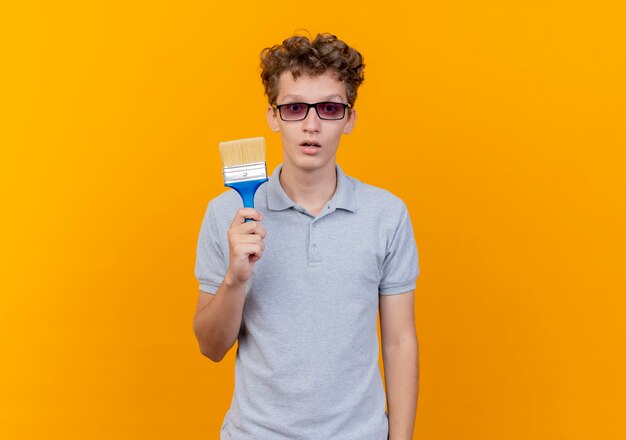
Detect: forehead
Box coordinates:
(276, 71, 347, 102)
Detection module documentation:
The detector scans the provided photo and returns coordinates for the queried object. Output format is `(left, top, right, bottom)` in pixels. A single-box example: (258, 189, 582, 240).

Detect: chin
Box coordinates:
(296, 154, 336, 170)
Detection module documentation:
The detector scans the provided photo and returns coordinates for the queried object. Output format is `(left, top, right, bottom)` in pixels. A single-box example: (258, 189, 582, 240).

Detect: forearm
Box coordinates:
(383, 335, 419, 440)
(194, 275, 246, 362)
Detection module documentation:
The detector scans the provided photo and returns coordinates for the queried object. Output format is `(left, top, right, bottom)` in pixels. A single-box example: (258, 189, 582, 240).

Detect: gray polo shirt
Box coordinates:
(195, 164, 419, 440)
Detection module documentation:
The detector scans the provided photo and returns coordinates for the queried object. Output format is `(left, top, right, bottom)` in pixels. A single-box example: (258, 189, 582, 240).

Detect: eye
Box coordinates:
(320, 103, 341, 115)
(287, 103, 305, 113)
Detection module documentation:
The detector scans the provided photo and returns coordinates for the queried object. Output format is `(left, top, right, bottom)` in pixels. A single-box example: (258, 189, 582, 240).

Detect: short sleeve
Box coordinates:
(194, 201, 228, 294)
(379, 204, 420, 295)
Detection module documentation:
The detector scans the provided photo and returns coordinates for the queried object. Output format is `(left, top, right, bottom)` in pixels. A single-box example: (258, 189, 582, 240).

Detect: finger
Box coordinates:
(233, 243, 264, 261)
(233, 233, 265, 246)
(230, 208, 263, 227)
(246, 221, 267, 238)
(231, 219, 267, 238)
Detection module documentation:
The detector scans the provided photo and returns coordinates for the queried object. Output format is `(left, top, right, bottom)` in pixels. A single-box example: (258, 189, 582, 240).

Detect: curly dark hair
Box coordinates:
(260, 33, 365, 106)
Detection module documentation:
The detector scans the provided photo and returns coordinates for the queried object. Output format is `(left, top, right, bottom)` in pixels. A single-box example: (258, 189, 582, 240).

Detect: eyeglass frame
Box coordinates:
(272, 101, 353, 121)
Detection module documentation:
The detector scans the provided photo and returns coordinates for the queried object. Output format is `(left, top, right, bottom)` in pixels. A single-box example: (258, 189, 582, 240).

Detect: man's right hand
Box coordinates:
(225, 208, 266, 286)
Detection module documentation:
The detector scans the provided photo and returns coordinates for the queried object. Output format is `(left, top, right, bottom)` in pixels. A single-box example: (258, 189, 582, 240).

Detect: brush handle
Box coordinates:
(226, 179, 268, 222)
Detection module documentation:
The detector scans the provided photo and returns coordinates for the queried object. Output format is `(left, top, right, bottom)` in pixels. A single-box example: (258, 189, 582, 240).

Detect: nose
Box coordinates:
(302, 106, 321, 133)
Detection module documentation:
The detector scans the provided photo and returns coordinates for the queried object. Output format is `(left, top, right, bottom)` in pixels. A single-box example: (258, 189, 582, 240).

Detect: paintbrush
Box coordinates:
(219, 137, 268, 219)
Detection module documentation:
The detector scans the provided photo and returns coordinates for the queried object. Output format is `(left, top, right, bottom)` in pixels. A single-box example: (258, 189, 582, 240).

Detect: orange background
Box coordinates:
(1, 1, 625, 439)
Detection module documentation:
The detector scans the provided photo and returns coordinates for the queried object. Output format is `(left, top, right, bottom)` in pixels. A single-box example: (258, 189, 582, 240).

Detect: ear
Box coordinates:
(343, 108, 357, 134)
(267, 106, 280, 132)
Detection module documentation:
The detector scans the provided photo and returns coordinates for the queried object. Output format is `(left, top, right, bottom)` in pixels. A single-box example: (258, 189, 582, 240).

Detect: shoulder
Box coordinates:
(207, 188, 243, 212)
(201, 189, 243, 230)
(349, 176, 408, 216)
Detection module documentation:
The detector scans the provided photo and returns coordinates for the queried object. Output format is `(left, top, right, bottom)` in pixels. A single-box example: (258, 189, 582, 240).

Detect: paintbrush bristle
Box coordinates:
(219, 137, 266, 167)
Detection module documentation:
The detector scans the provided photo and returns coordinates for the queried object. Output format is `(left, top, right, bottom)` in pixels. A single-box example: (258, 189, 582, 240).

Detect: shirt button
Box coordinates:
(312, 245, 318, 251)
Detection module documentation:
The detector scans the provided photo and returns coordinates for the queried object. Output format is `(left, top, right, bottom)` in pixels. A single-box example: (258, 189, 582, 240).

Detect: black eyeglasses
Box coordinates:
(273, 101, 352, 121)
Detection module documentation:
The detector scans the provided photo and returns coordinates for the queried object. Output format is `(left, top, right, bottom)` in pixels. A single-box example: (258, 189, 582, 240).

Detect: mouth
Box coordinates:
(299, 141, 321, 155)
(300, 141, 321, 148)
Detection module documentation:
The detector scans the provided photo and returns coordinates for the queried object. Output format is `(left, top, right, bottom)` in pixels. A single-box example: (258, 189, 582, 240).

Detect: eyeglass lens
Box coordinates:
(279, 102, 347, 121)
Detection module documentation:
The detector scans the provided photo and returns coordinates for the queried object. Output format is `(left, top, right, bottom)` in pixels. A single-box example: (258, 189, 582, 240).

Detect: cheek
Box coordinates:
(329, 126, 347, 143)
(281, 123, 300, 136)
(279, 128, 296, 145)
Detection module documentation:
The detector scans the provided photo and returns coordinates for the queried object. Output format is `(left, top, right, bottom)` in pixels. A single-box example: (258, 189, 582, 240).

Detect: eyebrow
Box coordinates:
(282, 94, 345, 102)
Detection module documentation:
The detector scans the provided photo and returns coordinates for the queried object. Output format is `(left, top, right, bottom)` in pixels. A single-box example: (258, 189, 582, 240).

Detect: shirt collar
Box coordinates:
(266, 164, 356, 213)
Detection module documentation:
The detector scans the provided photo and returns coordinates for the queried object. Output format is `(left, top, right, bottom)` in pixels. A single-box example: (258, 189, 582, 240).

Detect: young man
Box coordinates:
(194, 33, 419, 440)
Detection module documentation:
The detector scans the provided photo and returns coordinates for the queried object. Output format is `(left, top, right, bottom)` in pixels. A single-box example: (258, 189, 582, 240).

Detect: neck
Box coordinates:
(279, 162, 337, 217)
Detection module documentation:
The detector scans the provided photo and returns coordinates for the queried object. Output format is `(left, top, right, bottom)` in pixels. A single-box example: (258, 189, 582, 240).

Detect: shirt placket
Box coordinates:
(307, 203, 336, 267)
